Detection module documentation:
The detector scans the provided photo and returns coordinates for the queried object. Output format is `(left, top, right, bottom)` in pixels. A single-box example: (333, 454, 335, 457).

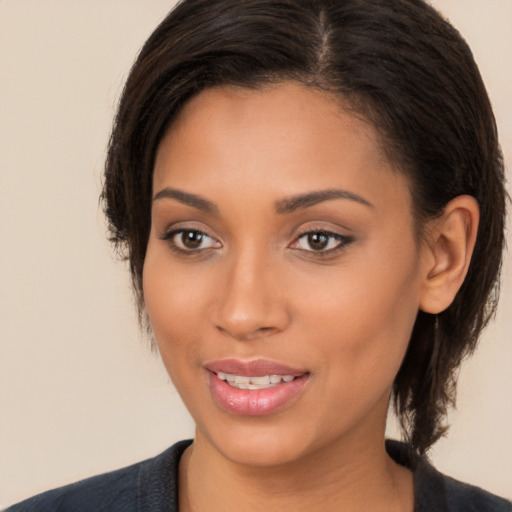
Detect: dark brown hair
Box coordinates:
(102, 0, 506, 454)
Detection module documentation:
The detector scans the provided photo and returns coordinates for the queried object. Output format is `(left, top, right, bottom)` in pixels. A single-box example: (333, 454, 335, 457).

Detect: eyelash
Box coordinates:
(291, 230, 354, 257)
(159, 229, 220, 254)
(159, 228, 354, 257)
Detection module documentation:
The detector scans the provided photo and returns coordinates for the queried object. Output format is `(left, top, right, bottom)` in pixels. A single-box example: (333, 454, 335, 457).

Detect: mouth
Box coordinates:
(215, 372, 297, 390)
(205, 359, 310, 416)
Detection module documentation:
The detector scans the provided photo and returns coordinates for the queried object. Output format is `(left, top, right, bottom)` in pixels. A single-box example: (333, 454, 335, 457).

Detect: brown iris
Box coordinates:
(307, 232, 330, 251)
(181, 230, 205, 249)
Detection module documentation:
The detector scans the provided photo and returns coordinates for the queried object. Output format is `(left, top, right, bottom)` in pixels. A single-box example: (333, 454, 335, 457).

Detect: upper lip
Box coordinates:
(205, 358, 308, 377)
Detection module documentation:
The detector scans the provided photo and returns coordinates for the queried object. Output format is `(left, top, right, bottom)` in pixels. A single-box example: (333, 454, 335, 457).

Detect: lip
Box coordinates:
(205, 359, 310, 416)
(205, 358, 308, 377)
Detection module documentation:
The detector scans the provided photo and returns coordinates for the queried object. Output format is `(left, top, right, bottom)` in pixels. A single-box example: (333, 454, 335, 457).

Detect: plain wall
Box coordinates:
(1, 0, 511, 506)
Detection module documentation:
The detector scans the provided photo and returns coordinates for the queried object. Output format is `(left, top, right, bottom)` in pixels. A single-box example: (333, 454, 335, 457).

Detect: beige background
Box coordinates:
(1, 0, 511, 506)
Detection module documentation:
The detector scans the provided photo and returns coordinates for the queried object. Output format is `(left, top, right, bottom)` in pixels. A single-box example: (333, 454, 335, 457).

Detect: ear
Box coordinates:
(419, 195, 479, 314)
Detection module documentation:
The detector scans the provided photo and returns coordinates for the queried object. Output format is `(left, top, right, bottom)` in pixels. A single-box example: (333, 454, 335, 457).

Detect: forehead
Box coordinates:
(153, 82, 410, 214)
(168, 83, 380, 147)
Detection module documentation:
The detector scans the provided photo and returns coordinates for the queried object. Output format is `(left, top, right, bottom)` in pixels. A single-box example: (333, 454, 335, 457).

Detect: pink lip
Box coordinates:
(205, 358, 307, 377)
(205, 359, 310, 416)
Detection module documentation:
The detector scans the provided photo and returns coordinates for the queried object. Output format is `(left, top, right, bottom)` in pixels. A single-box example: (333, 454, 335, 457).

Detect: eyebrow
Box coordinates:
(274, 189, 373, 214)
(152, 187, 373, 215)
(153, 188, 219, 214)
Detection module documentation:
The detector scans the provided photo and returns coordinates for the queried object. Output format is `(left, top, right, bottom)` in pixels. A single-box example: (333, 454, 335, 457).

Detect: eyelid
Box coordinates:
(159, 226, 222, 254)
(289, 226, 355, 255)
(157, 218, 218, 241)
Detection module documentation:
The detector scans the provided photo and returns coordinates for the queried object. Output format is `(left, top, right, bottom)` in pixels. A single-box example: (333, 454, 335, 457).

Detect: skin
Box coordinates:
(143, 82, 478, 512)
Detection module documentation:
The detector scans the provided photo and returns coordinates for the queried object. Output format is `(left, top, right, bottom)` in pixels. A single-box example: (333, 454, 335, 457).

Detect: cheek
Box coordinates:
(143, 255, 211, 423)
(293, 239, 421, 383)
(142, 242, 207, 363)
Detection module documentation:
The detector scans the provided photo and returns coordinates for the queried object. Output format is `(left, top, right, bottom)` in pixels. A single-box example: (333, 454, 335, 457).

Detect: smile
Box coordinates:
(216, 372, 296, 390)
(206, 362, 310, 415)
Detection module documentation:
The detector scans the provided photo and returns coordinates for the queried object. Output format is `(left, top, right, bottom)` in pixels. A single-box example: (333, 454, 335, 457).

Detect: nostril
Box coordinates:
(215, 324, 278, 341)
(258, 326, 275, 334)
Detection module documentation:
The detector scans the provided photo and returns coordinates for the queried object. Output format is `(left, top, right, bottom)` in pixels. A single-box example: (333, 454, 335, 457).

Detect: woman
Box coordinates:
(6, 0, 510, 510)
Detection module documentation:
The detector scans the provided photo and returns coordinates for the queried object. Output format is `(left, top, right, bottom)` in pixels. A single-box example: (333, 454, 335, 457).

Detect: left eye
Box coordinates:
(167, 229, 220, 251)
(293, 231, 350, 252)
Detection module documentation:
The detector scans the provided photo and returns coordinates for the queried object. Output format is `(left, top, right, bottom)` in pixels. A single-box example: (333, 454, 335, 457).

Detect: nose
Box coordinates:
(210, 248, 290, 341)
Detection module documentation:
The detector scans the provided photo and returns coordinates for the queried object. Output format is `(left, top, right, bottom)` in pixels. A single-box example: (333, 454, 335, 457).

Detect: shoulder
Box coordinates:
(5, 440, 192, 512)
(5, 462, 140, 512)
(386, 440, 511, 512)
(441, 475, 512, 512)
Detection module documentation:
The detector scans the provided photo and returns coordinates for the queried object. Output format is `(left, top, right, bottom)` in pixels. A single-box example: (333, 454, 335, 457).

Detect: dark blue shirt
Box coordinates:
(6, 440, 511, 511)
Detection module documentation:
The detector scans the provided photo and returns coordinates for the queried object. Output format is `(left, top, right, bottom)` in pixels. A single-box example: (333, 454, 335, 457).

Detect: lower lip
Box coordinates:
(208, 372, 309, 416)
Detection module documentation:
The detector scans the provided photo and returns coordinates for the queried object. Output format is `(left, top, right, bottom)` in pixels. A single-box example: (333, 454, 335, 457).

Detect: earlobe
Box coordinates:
(419, 195, 479, 314)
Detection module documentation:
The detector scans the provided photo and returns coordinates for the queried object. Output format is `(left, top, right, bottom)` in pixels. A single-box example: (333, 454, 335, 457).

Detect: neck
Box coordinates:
(179, 423, 413, 512)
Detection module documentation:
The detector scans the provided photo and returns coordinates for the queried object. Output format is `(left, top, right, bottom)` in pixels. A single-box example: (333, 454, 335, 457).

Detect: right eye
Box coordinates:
(162, 229, 221, 252)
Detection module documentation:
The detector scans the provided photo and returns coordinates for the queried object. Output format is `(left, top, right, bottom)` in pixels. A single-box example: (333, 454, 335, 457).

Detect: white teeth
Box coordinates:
(216, 372, 297, 389)
(249, 376, 271, 386)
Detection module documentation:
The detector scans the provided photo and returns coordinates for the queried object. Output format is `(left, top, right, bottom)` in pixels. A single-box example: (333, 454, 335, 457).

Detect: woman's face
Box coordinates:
(144, 83, 429, 467)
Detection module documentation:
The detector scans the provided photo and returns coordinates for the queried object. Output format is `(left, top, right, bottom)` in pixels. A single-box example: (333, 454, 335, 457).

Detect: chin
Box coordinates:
(214, 433, 303, 467)
(195, 414, 326, 468)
